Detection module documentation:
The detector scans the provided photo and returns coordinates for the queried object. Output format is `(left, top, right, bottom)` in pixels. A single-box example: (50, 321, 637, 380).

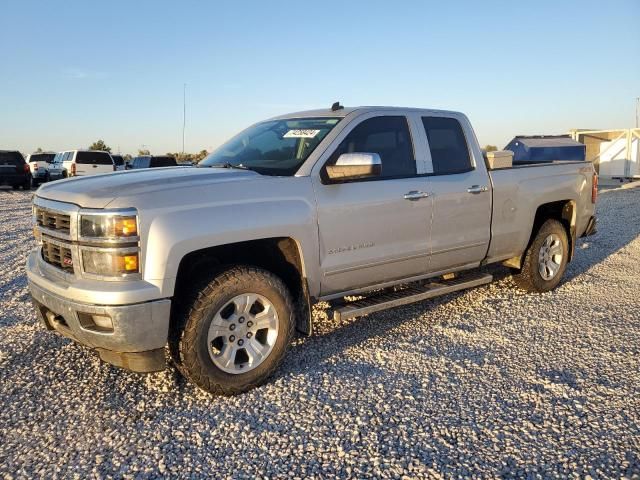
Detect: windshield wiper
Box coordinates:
(208, 162, 252, 170)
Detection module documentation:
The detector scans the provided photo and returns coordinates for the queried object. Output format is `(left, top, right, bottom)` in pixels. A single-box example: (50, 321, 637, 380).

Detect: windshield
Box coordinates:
(199, 117, 341, 176)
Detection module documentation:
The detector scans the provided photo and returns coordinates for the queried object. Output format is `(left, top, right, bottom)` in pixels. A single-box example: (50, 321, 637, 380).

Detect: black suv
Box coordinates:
(127, 155, 178, 169)
(0, 150, 32, 190)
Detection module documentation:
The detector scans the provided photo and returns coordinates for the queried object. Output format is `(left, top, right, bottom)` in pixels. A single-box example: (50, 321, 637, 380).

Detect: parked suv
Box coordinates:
(127, 155, 178, 169)
(26, 152, 56, 186)
(0, 150, 32, 190)
(46, 150, 116, 178)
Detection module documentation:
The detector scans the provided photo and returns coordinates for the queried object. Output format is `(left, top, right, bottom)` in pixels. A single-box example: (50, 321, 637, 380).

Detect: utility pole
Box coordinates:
(182, 83, 187, 155)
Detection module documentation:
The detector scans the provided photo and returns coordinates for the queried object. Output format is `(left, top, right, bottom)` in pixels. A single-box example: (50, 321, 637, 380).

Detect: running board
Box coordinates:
(333, 272, 493, 322)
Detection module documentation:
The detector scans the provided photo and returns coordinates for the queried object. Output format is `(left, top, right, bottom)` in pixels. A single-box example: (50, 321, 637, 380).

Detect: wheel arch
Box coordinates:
(503, 199, 576, 270)
(172, 237, 313, 336)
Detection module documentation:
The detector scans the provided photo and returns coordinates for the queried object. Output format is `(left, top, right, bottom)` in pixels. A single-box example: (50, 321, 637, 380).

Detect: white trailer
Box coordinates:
(570, 129, 640, 179)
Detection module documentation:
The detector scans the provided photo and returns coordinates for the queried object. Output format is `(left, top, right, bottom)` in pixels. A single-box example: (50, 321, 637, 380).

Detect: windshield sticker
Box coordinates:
(283, 129, 321, 138)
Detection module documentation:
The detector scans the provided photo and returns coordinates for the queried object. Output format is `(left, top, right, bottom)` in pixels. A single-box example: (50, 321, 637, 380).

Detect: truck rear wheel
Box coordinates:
(173, 266, 295, 395)
(512, 219, 568, 293)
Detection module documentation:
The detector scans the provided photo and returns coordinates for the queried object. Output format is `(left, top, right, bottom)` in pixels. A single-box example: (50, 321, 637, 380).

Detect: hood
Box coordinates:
(36, 167, 260, 208)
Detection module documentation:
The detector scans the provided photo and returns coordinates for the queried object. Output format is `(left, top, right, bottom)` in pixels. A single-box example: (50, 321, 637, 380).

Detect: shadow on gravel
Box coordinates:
(283, 289, 474, 376)
(564, 188, 640, 282)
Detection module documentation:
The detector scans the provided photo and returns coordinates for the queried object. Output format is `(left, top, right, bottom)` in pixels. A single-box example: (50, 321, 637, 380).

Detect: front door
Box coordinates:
(312, 114, 433, 296)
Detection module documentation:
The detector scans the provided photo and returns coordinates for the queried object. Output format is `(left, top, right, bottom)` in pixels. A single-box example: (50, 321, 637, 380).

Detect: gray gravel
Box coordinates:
(1, 185, 640, 479)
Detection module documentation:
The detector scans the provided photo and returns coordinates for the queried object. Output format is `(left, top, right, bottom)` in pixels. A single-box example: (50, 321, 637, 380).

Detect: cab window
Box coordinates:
(328, 116, 415, 178)
(422, 117, 473, 175)
(77, 152, 113, 165)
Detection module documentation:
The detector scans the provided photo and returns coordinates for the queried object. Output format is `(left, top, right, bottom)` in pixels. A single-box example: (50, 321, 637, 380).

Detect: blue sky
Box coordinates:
(1, 0, 638, 155)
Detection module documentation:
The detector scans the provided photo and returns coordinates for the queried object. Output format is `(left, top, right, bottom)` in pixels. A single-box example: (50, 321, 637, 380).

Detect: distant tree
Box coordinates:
(35, 147, 43, 153)
(484, 145, 498, 152)
(89, 139, 112, 152)
(138, 149, 151, 156)
(194, 149, 209, 162)
(124, 153, 132, 161)
(164, 150, 209, 164)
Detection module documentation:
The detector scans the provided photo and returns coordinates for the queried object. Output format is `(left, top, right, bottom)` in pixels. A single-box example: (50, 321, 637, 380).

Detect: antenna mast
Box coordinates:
(182, 83, 187, 154)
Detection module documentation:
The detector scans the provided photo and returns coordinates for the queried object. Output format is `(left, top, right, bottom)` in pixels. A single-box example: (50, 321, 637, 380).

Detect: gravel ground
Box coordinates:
(1, 185, 639, 479)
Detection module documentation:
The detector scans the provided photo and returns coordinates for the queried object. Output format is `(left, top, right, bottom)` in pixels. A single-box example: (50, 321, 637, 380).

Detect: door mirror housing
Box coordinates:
(325, 153, 382, 182)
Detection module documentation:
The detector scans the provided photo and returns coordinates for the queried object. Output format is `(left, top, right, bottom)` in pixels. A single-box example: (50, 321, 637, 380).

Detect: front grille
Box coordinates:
(41, 238, 74, 273)
(35, 207, 71, 234)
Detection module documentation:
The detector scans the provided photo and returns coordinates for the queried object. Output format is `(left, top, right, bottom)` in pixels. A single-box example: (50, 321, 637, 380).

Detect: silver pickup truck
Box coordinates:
(26, 105, 597, 395)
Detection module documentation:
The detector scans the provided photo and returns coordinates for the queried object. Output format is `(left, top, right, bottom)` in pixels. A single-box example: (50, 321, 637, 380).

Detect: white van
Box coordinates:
(47, 150, 116, 178)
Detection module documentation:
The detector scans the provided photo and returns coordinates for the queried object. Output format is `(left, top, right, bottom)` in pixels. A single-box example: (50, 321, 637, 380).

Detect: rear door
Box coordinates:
(75, 152, 115, 176)
(419, 115, 491, 273)
(312, 112, 433, 296)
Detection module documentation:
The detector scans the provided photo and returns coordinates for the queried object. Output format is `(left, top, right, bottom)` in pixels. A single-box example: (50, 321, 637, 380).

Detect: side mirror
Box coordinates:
(325, 153, 381, 182)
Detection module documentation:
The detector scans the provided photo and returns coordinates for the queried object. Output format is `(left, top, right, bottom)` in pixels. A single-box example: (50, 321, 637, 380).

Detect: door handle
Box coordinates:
(404, 191, 430, 201)
(92, 164, 98, 168)
(467, 185, 488, 194)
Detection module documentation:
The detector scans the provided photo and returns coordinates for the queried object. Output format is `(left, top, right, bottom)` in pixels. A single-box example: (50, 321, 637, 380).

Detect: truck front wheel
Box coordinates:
(512, 219, 569, 293)
(174, 266, 295, 395)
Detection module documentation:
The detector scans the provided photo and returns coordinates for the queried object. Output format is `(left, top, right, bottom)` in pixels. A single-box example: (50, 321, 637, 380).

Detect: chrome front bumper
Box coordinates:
(27, 254, 171, 373)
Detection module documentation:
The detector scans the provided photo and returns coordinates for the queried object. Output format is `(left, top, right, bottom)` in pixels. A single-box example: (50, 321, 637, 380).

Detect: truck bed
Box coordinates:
(486, 160, 595, 264)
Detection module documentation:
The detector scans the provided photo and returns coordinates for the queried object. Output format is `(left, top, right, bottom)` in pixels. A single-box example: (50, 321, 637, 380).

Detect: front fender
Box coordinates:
(140, 192, 319, 298)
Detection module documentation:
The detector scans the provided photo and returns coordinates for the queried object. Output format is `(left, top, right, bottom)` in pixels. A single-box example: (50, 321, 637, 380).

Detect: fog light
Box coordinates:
(78, 312, 114, 332)
(92, 315, 113, 330)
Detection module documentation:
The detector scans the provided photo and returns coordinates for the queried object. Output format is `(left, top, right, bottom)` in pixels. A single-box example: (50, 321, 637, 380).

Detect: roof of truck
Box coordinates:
(269, 105, 461, 120)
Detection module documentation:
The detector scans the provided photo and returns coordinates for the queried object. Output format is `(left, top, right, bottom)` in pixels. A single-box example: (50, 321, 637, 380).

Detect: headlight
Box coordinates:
(79, 212, 138, 241)
(81, 249, 140, 277)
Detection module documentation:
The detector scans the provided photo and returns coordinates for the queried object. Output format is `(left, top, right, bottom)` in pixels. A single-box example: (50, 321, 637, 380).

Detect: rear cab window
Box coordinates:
(29, 153, 55, 163)
(421, 117, 473, 175)
(76, 152, 114, 165)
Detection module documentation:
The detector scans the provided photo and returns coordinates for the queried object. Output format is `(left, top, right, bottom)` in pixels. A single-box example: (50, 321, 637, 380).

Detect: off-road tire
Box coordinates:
(512, 219, 568, 293)
(172, 265, 295, 395)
